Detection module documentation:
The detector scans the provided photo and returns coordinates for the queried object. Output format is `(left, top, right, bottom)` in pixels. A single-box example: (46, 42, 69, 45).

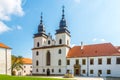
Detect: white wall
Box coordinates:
(0, 48, 11, 75)
(67, 56, 120, 77)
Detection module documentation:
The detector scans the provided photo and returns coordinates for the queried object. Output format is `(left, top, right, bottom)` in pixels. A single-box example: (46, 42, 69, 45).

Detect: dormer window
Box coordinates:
(37, 42, 39, 47)
(48, 40, 50, 45)
(59, 39, 62, 44)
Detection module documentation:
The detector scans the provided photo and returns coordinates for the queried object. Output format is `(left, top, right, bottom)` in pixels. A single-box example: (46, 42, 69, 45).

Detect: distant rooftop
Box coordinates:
(0, 43, 11, 49)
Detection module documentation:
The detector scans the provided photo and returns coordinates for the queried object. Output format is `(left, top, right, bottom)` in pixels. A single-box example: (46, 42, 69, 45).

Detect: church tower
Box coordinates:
(56, 6, 71, 46)
(34, 13, 47, 48)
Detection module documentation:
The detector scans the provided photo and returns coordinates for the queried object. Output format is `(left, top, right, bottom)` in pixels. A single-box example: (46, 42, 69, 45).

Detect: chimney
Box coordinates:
(81, 42, 84, 50)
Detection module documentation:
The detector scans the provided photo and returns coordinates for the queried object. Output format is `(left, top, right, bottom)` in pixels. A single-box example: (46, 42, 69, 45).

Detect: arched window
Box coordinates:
(58, 49, 61, 54)
(67, 40, 69, 45)
(36, 69, 38, 72)
(48, 40, 50, 45)
(36, 51, 39, 56)
(43, 69, 45, 72)
(59, 69, 61, 73)
(46, 51, 51, 66)
(52, 69, 54, 73)
(36, 60, 39, 66)
(37, 42, 39, 47)
(59, 39, 62, 44)
(58, 59, 61, 65)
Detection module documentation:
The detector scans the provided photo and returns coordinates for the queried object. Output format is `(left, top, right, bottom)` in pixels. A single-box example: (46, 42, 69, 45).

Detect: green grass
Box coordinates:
(0, 75, 69, 80)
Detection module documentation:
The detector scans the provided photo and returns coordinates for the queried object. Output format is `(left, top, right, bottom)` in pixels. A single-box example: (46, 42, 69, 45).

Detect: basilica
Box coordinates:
(32, 7, 120, 77)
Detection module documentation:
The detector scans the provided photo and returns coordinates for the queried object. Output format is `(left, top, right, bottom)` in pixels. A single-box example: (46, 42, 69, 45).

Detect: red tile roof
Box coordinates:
(67, 43, 120, 58)
(0, 43, 11, 49)
(22, 58, 32, 64)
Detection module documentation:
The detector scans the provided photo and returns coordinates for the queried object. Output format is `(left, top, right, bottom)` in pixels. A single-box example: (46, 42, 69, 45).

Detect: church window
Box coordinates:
(98, 58, 102, 65)
(82, 59, 86, 65)
(76, 59, 79, 64)
(90, 59, 94, 65)
(58, 49, 61, 54)
(59, 39, 62, 44)
(36, 69, 39, 72)
(98, 70, 102, 74)
(37, 42, 40, 47)
(48, 40, 50, 45)
(107, 70, 111, 74)
(59, 69, 61, 73)
(67, 40, 69, 45)
(46, 51, 51, 66)
(67, 60, 70, 65)
(116, 57, 120, 64)
(107, 58, 111, 64)
(52, 69, 54, 73)
(36, 51, 39, 56)
(43, 69, 45, 72)
(58, 59, 61, 65)
(36, 60, 39, 66)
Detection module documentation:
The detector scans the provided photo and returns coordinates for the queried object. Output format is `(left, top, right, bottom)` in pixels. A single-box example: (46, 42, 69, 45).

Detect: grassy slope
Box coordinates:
(0, 75, 67, 80)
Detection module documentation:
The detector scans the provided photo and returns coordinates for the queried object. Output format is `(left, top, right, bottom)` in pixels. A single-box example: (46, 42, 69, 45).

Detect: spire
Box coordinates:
(38, 12, 45, 34)
(40, 12, 43, 24)
(56, 6, 70, 36)
(59, 5, 67, 29)
(62, 5, 65, 20)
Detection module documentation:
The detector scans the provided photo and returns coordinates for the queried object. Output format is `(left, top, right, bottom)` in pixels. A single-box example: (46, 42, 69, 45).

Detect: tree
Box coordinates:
(11, 55, 23, 75)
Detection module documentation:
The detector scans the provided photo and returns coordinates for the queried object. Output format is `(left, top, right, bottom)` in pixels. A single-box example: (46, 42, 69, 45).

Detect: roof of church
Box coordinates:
(0, 43, 11, 49)
(67, 43, 120, 58)
(22, 58, 32, 64)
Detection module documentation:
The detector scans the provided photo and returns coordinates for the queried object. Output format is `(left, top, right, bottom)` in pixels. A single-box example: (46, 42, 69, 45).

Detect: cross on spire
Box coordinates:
(40, 12, 43, 24)
(62, 5, 65, 19)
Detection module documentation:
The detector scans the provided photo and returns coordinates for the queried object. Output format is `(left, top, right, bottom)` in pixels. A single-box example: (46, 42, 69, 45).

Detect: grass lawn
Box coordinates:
(0, 75, 69, 80)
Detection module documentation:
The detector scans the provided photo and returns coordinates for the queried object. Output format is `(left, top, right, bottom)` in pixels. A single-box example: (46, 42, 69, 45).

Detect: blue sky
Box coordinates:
(0, 0, 120, 58)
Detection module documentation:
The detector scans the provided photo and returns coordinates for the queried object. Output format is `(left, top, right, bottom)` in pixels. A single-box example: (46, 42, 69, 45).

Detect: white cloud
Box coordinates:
(101, 39, 105, 42)
(0, 21, 11, 34)
(16, 25, 22, 30)
(0, 0, 24, 34)
(74, 0, 80, 3)
(93, 38, 97, 42)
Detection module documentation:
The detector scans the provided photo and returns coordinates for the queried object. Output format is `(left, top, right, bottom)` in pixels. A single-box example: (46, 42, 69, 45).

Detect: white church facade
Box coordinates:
(32, 7, 120, 77)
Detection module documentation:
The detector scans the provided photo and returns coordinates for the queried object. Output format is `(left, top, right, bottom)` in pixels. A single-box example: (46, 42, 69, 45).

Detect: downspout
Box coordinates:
(87, 57, 89, 76)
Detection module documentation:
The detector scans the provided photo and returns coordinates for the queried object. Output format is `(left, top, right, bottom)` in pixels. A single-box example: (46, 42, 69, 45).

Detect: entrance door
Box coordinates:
(74, 64, 80, 76)
(47, 69, 50, 76)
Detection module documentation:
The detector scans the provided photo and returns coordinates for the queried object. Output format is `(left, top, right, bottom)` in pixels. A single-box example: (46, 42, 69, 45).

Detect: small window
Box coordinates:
(58, 49, 61, 54)
(43, 69, 45, 72)
(82, 59, 86, 65)
(30, 66, 32, 68)
(98, 70, 102, 74)
(36, 51, 39, 56)
(59, 69, 61, 73)
(58, 59, 61, 65)
(82, 70, 86, 74)
(116, 57, 120, 64)
(98, 58, 102, 65)
(36, 60, 39, 66)
(90, 59, 94, 65)
(107, 58, 111, 64)
(90, 70, 94, 74)
(67, 40, 69, 45)
(76, 59, 79, 64)
(36, 69, 38, 72)
(48, 40, 50, 45)
(52, 69, 54, 73)
(107, 70, 111, 74)
(37, 42, 39, 47)
(24, 70, 26, 73)
(67, 60, 70, 65)
(59, 39, 62, 44)
(24, 66, 26, 68)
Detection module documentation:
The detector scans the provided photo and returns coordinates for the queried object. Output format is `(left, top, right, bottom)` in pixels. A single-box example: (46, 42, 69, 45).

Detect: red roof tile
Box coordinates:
(0, 43, 11, 49)
(67, 43, 120, 58)
(22, 58, 32, 64)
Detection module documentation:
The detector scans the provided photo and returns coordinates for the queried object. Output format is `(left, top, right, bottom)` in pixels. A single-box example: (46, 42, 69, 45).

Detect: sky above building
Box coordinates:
(0, 0, 120, 58)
